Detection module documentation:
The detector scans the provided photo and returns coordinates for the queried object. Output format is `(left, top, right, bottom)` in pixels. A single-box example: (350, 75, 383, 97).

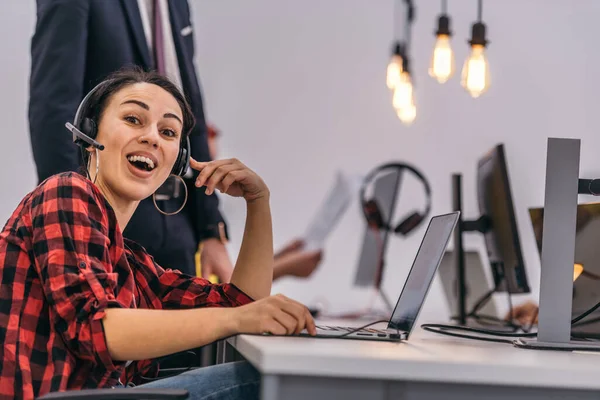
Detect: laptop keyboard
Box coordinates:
(315, 325, 388, 335)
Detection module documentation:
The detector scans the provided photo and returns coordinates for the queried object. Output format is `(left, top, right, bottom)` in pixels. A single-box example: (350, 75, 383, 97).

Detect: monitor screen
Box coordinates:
(354, 169, 402, 287)
(389, 212, 459, 335)
(529, 203, 600, 318)
(477, 144, 529, 293)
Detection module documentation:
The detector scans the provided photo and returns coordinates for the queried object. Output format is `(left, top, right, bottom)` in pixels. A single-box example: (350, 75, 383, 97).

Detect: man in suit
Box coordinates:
(29, 0, 232, 281)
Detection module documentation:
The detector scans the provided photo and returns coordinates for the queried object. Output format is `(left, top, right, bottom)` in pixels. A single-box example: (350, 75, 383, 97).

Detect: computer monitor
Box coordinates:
(451, 143, 529, 324)
(529, 203, 600, 331)
(476, 144, 529, 293)
(354, 169, 402, 288)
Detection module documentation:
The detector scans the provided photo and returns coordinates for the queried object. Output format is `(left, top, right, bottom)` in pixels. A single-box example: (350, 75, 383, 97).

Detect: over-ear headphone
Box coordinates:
(360, 162, 432, 236)
(65, 80, 191, 177)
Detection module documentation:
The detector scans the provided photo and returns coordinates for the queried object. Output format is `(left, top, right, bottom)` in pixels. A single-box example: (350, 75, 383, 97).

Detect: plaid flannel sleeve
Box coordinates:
(28, 174, 126, 375)
(155, 266, 254, 309)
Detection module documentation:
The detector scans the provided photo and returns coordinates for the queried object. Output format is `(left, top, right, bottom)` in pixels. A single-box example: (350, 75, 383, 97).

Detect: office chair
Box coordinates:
(36, 388, 189, 399)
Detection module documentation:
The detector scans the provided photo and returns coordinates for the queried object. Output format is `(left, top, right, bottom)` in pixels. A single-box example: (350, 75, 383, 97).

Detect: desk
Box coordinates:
(223, 320, 600, 400)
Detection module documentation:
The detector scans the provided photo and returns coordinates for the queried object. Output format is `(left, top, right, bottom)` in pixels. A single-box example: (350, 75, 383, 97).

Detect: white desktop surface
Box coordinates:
(225, 319, 600, 399)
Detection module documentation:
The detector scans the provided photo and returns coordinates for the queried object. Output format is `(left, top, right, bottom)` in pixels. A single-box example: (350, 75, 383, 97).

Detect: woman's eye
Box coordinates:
(124, 116, 140, 124)
(162, 129, 177, 138)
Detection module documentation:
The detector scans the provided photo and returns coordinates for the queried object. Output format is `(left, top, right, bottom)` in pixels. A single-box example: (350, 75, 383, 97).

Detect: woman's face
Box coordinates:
(90, 82, 184, 203)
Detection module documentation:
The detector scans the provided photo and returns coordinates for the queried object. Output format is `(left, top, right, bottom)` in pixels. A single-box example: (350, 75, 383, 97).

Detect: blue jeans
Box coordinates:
(135, 361, 260, 400)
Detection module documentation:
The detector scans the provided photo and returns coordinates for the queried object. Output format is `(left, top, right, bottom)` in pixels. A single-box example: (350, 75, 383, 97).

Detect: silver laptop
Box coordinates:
(301, 212, 460, 342)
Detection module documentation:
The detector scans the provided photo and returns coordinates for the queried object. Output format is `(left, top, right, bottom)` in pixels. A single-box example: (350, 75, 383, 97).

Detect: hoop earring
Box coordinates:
(86, 149, 99, 184)
(152, 175, 188, 216)
(94, 148, 99, 184)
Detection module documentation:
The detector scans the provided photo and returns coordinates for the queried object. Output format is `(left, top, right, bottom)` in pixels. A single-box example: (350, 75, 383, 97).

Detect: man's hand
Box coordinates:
(200, 238, 233, 282)
(506, 300, 539, 326)
(273, 239, 323, 280)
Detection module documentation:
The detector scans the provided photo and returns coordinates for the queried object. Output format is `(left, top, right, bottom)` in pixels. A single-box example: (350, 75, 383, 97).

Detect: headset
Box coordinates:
(360, 162, 432, 236)
(65, 80, 191, 177)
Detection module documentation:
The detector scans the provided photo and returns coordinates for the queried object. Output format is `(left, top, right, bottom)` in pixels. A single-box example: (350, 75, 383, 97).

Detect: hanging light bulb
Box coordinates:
(397, 101, 416, 125)
(461, 1, 490, 98)
(429, 14, 454, 83)
(461, 41, 490, 98)
(392, 71, 413, 110)
(386, 42, 404, 89)
(393, 58, 416, 125)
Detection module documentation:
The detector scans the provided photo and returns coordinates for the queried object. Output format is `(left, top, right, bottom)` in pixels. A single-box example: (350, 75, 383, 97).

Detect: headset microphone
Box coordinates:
(65, 122, 105, 151)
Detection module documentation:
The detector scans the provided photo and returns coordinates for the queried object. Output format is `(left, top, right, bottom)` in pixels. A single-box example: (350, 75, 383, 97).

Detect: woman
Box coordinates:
(0, 68, 316, 399)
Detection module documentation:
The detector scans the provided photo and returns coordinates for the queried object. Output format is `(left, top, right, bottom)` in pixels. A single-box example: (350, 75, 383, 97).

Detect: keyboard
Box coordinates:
(316, 325, 389, 337)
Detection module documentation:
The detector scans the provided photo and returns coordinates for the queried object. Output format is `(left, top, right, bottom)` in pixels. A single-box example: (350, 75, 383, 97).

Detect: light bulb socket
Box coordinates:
(404, 0, 415, 22)
(468, 22, 488, 47)
(392, 41, 404, 57)
(402, 57, 411, 75)
(435, 14, 452, 36)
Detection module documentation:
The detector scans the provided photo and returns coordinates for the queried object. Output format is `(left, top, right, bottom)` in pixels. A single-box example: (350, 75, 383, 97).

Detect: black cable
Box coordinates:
(334, 319, 396, 338)
(403, 0, 415, 53)
(442, 0, 448, 14)
(251, 319, 395, 340)
(468, 287, 495, 316)
(421, 323, 537, 338)
(422, 297, 600, 346)
(477, 0, 483, 21)
(421, 325, 514, 344)
(571, 298, 600, 325)
(393, 0, 401, 42)
(573, 314, 600, 327)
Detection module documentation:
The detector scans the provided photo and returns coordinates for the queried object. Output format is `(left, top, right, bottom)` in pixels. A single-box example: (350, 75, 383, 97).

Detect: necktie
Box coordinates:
(153, 0, 166, 75)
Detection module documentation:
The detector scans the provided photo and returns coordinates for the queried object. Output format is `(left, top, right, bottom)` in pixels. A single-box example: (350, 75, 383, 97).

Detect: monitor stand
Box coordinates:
(517, 137, 600, 351)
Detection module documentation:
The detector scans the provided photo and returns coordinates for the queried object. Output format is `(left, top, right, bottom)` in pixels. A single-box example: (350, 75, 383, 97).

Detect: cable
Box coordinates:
(403, 0, 415, 53)
(571, 298, 600, 325)
(477, 0, 483, 22)
(468, 287, 495, 316)
(422, 297, 600, 346)
(243, 319, 395, 340)
(332, 319, 396, 338)
(442, 0, 448, 14)
(421, 325, 514, 344)
(393, 0, 401, 42)
(421, 323, 537, 345)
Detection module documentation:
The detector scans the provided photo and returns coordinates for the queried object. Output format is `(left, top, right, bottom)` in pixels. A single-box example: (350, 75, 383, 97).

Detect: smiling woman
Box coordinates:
(0, 68, 316, 399)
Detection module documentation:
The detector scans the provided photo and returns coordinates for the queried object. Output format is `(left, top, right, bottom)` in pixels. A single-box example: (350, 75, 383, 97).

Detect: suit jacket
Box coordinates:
(29, 0, 227, 269)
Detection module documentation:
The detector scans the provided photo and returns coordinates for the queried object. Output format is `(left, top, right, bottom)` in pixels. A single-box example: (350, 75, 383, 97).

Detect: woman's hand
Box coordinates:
(191, 158, 269, 203)
(232, 294, 317, 336)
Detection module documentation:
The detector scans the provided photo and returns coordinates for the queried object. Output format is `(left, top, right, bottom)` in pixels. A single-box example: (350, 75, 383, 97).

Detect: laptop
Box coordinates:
(300, 211, 460, 342)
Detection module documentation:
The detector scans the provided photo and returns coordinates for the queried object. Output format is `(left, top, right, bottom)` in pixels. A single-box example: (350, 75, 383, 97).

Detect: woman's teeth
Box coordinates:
(127, 155, 155, 170)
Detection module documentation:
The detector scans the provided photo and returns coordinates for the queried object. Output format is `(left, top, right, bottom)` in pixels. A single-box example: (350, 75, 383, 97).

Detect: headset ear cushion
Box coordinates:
(171, 136, 191, 177)
(363, 199, 387, 230)
(80, 118, 97, 139)
(395, 211, 424, 236)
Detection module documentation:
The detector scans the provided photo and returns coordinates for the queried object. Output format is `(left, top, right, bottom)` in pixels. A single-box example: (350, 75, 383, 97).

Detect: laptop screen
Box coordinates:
(388, 212, 459, 335)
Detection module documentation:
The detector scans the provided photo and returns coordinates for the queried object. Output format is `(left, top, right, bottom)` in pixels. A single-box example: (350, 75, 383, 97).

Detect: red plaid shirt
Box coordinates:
(0, 172, 253, 399)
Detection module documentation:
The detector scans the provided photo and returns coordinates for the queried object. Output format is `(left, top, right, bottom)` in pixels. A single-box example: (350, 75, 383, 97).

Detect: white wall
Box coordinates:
(0, 1, 37, 224)
(190, 0, 600, 320)
(3, 1, 600, 322)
